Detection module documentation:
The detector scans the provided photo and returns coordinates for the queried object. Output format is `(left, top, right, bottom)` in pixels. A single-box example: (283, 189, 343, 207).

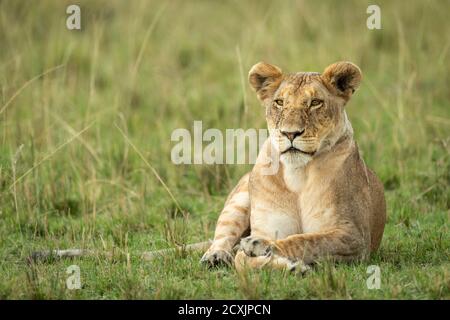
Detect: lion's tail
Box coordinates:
(141, 240, 211, 261)
(28, 240, 212, 263)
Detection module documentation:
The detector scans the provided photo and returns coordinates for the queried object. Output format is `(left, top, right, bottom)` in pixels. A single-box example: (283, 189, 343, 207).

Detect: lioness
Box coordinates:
(30, 62, 386, 271)
(200, 61, 386, 272)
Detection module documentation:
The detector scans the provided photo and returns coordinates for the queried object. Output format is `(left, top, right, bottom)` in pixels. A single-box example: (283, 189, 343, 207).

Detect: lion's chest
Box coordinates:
(249, 192, 301, 239)
(248, 167, 303, 239)
(249, 162, 334, 240)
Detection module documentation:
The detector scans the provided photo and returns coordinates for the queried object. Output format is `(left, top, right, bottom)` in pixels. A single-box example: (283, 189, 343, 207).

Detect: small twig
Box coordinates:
(114, 123, 183, 214)
(411, 184, 437, 202)
(9, 123, 94, 191)
(51, 113, 101, 165)
(0, 65, 65, 116)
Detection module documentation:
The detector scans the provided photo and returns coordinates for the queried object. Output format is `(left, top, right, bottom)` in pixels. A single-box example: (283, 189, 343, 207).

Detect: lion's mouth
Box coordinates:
(282, 147, 316, 156)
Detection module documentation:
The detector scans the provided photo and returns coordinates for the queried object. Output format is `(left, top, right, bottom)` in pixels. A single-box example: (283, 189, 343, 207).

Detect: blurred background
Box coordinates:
(0, 0, 448, 299)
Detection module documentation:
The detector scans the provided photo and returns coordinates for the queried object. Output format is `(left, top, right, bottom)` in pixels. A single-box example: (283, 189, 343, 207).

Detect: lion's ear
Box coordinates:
(248, 62, 283, 102)
(321, 61, 362, 100)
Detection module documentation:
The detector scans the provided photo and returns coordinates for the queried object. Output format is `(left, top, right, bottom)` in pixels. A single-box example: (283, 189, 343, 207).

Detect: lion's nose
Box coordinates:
(281, 129, 305, 142)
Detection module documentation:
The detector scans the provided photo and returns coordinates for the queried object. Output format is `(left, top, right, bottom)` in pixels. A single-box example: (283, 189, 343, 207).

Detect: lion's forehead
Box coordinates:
(277, 72, 326, 103)
(286, 72, 321, 86)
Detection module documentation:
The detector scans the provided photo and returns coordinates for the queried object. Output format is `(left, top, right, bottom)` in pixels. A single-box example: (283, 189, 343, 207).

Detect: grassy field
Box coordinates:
(0, 0, 449, 299)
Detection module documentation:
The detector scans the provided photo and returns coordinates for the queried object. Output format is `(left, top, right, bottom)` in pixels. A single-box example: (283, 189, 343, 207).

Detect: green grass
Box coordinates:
(0, 0, 449, 299)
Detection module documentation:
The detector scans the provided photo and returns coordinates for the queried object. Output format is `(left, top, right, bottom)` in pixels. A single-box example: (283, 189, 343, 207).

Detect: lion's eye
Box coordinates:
(310, 99, 323, 108)
(274, 99, 284, 107)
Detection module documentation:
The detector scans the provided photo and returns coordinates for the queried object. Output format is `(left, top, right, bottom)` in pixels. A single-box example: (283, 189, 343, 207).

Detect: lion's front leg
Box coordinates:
(201, 173, 251, 267)
(275, 228, 366, 264)
(240, 228, 366, 266)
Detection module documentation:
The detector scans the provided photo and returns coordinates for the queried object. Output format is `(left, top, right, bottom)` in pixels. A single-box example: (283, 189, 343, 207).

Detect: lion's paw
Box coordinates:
(285, 259, 311, 275)
(200, 249, 233, 268)
(239, 236, 273, 257)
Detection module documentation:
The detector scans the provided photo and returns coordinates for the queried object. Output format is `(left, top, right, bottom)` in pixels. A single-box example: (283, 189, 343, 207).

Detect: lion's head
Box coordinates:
(249, 61, 362, 165)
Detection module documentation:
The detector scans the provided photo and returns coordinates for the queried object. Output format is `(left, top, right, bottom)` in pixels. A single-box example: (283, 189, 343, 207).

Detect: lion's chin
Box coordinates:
(281, 147, 316, 156)
(280, 149, 313, 166)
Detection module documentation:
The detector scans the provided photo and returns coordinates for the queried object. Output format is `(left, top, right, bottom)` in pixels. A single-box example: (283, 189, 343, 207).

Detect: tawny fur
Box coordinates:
(201, 61, 386, 272)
